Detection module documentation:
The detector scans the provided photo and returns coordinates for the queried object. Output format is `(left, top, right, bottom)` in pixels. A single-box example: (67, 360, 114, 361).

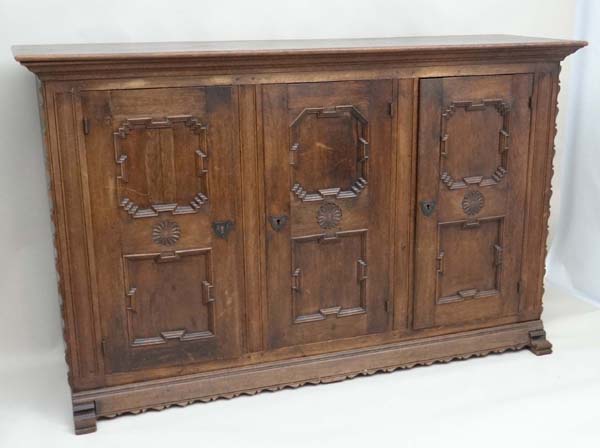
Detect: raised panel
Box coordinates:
(114, 115, 209, 218)
(440, 100, 510, 189)
(290, 105, 368, 201)
(292, 230, 367, 323)
(123, 248, 215, 347)
(436, 218, 503, 304)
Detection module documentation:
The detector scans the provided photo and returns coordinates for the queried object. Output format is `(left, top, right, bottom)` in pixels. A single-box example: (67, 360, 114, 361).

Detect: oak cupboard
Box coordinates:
(12, 35, 585, 434)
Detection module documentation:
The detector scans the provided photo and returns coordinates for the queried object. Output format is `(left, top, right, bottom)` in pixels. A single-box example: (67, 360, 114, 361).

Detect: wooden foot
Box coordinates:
(528, 329, 552, 356)
(73, 401, 97, 435)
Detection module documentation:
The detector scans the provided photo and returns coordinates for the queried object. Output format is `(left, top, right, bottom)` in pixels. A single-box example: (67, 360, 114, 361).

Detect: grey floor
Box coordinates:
(1, 285, 599, 447)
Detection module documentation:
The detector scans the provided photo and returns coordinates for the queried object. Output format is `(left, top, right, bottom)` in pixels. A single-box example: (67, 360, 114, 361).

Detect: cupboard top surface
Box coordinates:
(13, 35, 585, 63)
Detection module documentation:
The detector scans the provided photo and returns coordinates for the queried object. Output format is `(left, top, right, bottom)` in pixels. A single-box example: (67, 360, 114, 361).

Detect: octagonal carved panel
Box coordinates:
(114, 115, 209, 218)
(289, 105, 369, 202)
(439, 99, 511, 190)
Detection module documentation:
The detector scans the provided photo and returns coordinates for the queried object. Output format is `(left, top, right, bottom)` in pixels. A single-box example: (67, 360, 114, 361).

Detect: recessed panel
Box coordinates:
(123, 248, 215, 347)
(292, 230, 367, 323)
(115, 116, 209, 218)
(290, 105, 369, 201)
(440, 100, 510, 189)
(437, 218, 503, 304)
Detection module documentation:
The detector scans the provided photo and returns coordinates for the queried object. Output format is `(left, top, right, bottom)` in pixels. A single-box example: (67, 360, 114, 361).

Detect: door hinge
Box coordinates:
(528, 96, 533, 109)
(384, 300, 391, 313)
(517, 280, 522, 294)
(388, 102, 395, 117)
(101, 339, 107, 355)
(83, 118, 90, 135)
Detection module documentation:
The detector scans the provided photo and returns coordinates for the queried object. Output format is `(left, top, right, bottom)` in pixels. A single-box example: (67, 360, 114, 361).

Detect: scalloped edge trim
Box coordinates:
(99, 343, 527, 419)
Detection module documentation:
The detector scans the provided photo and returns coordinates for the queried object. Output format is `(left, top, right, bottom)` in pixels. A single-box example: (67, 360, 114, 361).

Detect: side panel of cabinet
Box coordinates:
(414, 75, 533, 329)
(43, 88, 106, 390)
(262, 81, 395, 349)
(82, 86, 245, 373)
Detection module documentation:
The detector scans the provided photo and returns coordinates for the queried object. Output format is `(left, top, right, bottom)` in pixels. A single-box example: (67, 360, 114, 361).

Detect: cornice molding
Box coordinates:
(13, 36, 587, 80)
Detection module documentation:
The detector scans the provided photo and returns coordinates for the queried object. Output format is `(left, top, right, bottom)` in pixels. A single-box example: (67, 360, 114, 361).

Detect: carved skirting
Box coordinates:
(72, 320, 549, 433)
(97, 344, 528, 420)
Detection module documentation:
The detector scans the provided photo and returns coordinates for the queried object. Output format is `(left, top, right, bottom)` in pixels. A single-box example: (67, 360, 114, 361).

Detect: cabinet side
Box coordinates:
(40, 82, 105, 392)
(520, 65, 561, 321)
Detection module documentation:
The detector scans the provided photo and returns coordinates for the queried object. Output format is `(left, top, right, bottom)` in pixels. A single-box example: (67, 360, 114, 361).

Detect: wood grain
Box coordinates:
(15, 35, 584, 434)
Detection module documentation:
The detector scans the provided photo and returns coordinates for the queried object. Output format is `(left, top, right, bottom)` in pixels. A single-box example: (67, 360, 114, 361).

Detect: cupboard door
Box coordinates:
(414, 75, 533, 329)
(81, 87, 244, 373)
(263, 81, 394, 349)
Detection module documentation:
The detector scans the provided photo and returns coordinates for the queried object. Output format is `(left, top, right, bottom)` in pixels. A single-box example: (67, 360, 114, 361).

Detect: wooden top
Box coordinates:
(13, 35, 586, 62)
(13, 35, 586, 80)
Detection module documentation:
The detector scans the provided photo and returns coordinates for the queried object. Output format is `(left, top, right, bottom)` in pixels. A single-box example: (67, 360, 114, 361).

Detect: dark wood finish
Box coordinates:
(414, 75, 532, 329)
(81, 87, 245, 373)
(262, 81, 394, 348)
(13, 35, 585, 434)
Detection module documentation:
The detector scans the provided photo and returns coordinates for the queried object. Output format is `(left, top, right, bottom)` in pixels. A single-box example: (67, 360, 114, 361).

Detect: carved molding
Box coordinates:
(114, 115, 209, 218)
(291, 229, 367, 323)
(122, 248, 216, 347)
(290, 105, 369, 202)
(440, 99, 511, 190)
(72, 320, 549, 430)
(436, 218, 504, 304)
(95, 343, 529, 420)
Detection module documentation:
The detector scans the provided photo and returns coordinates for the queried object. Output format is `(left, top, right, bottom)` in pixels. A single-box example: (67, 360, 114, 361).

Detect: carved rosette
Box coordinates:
(461, 190, 485, 216)
(317, 202, 343, 229)
(152, 221, 181, 246)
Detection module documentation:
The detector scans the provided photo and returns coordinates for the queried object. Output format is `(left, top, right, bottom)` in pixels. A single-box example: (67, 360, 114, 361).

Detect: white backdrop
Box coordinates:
(3, 0, 600, 445)
(0, 0, 590, 372)
(547, 0, 600, 305)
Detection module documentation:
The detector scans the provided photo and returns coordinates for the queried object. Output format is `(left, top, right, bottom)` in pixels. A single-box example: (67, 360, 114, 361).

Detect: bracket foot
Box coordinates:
(73, 401, 97, 435)
(528, 329, 553, 356)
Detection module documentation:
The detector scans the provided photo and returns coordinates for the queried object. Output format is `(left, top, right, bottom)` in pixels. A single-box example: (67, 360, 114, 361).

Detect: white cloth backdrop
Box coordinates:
(547, 0, 600, 305)
(0, 0, 596, 371)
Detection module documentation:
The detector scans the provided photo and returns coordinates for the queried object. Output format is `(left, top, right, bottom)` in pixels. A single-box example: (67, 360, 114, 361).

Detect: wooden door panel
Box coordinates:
(414, 75, 532, 329)
(436, 218, 503, 304)
(292, 230, 368, 323)
(123, 249, 215, 347)
(114, 115, 208, 217)
(263, 80, 394, 349)
(82, 86, 243, 373)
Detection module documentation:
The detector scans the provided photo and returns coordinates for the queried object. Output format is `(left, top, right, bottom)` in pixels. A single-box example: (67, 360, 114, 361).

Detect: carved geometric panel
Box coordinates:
(291, 230, 367, 323)
(123, 248, 216, 347)
(440, 100, 511, 190)
(290, 105, 369, 202)
(114, 115, 209, 218)
(436, 218, 503, 304)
